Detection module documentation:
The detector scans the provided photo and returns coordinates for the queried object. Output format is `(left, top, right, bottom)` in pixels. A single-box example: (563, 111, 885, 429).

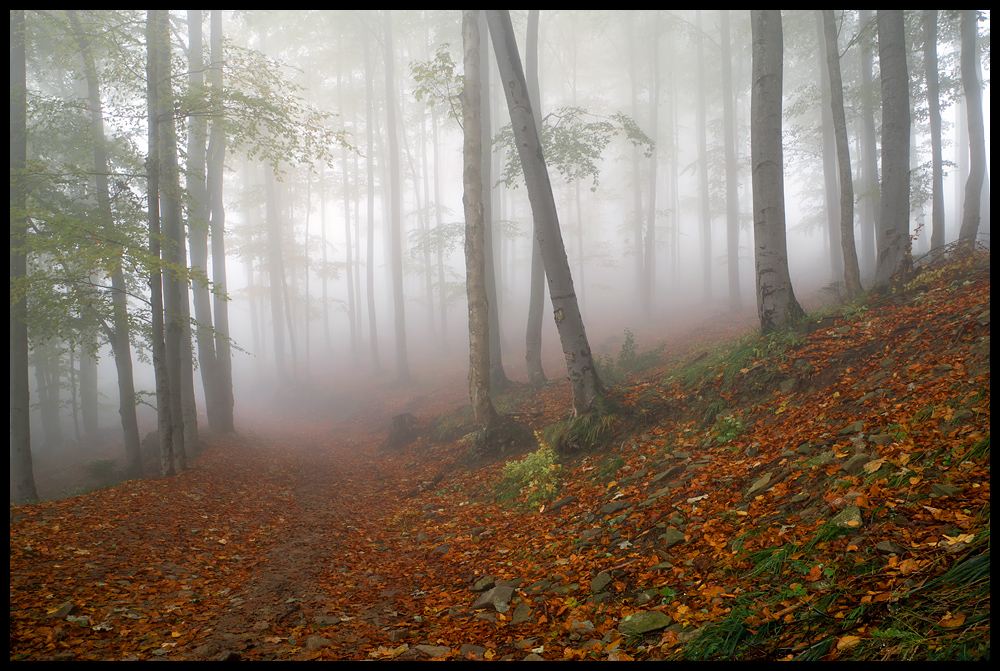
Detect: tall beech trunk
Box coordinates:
(486, 10, 605, 416)
(821, 10, 861, 297)
(462, 10, 498, 429)
(524, 9, 548, 390)
(750, 10, 804, 333)
(873, 10, 911, 290)
(70, 9, 143, 477)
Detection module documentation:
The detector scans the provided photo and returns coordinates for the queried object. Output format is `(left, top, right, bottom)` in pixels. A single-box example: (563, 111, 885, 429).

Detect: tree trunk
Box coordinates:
(150, 9, 189, 471)
(817, 14, 843, 284)
(821, 10, 861, 298)
(363, 38, 381, 373)
(644, 26, 660, 318)
(924, 11, 945, 252)
(873, 10, 911, 291)
(187, 10, 220, 433)
(858, 10, 879, 278)
(524, 9, 547, 390)
(11, 9, 40, 503)
(479, 12, 510, 393)
(958, 10, 986, 246)
(486, 10, 605, 416)
(383, 11, 410, 384)
(79, 350, 99, 442)
(145, 11, 174, 476)
(70, 9, 143, 477)
(750, 10, 804, 333)
(208, 9, 235, 433)
(462, 10, 498, 430)
(696, 11, 712, 302)
(720, 10, 741, 310)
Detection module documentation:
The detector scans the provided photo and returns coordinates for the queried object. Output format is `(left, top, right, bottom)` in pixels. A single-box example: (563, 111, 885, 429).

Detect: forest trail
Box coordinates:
(10, 256, 990, 661)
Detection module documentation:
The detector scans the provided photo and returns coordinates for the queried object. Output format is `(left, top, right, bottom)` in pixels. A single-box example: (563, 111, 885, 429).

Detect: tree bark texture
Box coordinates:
(750, 10, 804, 333)
(873, 10, 911, 291)
(10, 9, 39, 504)
(821, 10, 861, 298)
(958, 10, 986, 245)
(486, 10, 605, 416)
(462, 10, 498, 430)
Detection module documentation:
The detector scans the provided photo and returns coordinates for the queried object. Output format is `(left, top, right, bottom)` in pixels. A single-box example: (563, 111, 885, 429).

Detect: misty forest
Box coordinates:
(10, 10, 991, 661)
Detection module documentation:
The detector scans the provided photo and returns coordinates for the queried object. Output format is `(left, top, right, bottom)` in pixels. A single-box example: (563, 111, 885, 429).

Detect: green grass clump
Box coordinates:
(494, 432, 561, 510)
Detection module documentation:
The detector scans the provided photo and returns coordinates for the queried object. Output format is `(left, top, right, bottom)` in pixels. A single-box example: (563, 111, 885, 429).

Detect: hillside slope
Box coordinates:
(10, 255, 989, 661)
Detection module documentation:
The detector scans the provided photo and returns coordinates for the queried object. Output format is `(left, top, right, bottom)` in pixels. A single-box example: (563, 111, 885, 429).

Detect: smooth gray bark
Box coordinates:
(486, 10, 604, 416)
(524, 9, 547, 390)
(383, 10, 410, 384)
(462, 10, 497, 429)
(145, 10, 174, 476)
(721, 11, 741, 310)
(150, 9, 187, 471)
(821, 10, 861, 297)
(208, 9, 234, 432)
(958, 10, 986, 245)
(873, 10, 911, 290)
(924, 11, 945, 252)
(750, 10, 804, 333)
(11, 9, 38, 504)
(70, 9, 143, 477)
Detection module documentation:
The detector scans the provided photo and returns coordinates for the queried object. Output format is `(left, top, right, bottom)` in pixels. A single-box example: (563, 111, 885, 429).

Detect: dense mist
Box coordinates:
(10, 10, 990, 502)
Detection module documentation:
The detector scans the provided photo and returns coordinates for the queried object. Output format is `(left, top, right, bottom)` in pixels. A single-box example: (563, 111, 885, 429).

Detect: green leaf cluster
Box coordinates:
(494, 106, 654, 191)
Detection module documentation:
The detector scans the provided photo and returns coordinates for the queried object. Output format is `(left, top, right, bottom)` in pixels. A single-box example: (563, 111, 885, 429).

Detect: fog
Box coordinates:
(11, 10, 990, 500)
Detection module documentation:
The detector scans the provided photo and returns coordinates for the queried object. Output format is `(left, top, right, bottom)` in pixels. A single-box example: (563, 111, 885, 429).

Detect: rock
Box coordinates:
(305, 636, 332, 649)
(619, 610, 673, 635)
(601, 500, 631, 515)
(841, 453, 871, 474)
(459, 644, 488, 659)
(875, 540, 908, 556)
(545, 495, 577, 513)
(660, 528, 686, 550)
(930, 483, 963, 498)
(415, 645, 451, 658)
(512, 602, 532, 624)
(747, 472, 772, 498)
(838, 420, 865, 436)
(473, 584, 514, 612)
(590, 572, 613, 593)
(831, 505, 862, 529)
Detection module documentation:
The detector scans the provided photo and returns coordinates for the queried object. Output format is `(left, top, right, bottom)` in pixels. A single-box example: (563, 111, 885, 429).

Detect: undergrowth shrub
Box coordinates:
(596, 328, 663, 384)
(495, 432, 561, 510)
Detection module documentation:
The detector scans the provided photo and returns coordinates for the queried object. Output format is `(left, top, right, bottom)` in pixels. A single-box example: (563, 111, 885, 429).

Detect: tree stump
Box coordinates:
(378, 413, 417, 456)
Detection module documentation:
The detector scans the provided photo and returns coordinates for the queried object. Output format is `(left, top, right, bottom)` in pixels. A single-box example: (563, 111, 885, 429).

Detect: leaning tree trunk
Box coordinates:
(486, 10, 605, 416)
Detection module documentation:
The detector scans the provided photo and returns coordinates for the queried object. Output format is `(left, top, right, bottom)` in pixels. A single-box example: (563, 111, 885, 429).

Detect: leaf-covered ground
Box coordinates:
(10, 255, 990, 661)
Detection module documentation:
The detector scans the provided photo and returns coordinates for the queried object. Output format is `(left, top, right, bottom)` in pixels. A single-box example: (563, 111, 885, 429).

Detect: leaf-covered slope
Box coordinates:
(10, 255, 989, 661)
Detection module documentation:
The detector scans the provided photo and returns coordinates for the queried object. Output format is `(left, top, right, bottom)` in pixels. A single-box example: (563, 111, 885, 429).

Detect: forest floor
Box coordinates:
(10, 253, 990, 661)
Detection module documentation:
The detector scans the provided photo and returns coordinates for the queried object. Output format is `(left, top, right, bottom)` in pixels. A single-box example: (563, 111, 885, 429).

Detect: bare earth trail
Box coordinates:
(9, 303, 767, 661)
(184, 303, 760, 660)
